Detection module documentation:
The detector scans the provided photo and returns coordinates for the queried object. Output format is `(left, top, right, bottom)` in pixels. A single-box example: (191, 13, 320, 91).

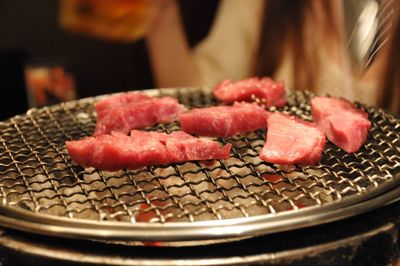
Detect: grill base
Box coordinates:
(0, 200, 399, 266)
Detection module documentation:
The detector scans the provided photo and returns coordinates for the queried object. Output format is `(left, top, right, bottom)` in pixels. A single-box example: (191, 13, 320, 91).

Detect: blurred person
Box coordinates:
(146, 0, 398, 112)
(378, 3, 400, 113)
(147, 1, 351, 96)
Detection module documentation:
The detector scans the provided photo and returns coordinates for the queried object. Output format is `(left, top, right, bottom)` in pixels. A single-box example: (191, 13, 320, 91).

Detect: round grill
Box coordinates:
(0, 88, 399, 242)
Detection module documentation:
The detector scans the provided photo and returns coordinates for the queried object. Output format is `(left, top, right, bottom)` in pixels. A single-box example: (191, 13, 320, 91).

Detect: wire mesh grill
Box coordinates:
(0, 88, 399, 240)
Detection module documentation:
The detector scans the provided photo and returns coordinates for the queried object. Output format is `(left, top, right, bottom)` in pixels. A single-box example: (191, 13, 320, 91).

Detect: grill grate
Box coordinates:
(0, 88, 399, 241)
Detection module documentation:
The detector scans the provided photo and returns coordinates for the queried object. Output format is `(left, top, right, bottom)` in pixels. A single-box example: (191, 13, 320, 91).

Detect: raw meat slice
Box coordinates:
(166, 131, 232, 162)
(311, 96, 368, 123)
(179, 102, 270, 137)
(94, 95, 185, 135)
(260, 113, 326, 165)
(130, 130, 171, 143)
(112, 131, 170, 169)
(213, 77, 287, 107)
(311, 96, 371, 153)
(95, 92, 152, 119)
(66, 132, 169, 171)
(66, 130, 231, 171)
(130, 130, 231, 163)
(65, 136, 97, 168)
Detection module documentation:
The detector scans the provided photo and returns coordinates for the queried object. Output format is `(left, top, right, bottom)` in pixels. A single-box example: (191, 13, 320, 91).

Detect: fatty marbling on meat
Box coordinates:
(66, 130, 231, 171)
(94, 92, 185, 136)
(179, 102, 270, 137)
(95, 92, 152, 118)
(213, 77, 287, 107)
(311, 96, 371, 153)
(260, 113, 326, 165)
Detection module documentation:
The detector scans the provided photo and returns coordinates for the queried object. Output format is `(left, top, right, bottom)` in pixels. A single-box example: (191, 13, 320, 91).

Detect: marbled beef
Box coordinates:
(213, 77, 287, 107)
(66, 130, 231, 171)
(260, 113, 326, 165)
(179, 102, 270, 137)
(311, 96, 371, 153)
(94, 93, 185, 136)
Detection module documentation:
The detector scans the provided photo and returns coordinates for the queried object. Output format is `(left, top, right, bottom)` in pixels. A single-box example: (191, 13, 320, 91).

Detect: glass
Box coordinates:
(59, 0, 153, 42)
(24, 62, 77, 108)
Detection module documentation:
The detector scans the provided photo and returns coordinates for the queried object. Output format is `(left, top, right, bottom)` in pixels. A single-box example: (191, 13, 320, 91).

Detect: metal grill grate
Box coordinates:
(0, 88, 399, 241)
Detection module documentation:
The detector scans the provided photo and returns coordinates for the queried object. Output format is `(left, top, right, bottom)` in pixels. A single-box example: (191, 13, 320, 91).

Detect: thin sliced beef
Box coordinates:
(166, 131, 232, 162)
(66, 130, 231, 171)
(179, 102, 270, 137)
(66, 132, 169, 171)
(311, 96, 371, 153)
(213, 77, 287, 107)
(94, 94, 185, 135)
(260, 113, 326, 165)
(95, 92, 152, 119)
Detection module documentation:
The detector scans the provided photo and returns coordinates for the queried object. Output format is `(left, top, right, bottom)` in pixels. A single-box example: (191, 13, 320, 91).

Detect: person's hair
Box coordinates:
(255, 0, 399, 113)
(256, 0, 340, 91)
(378, 5, 400, 113)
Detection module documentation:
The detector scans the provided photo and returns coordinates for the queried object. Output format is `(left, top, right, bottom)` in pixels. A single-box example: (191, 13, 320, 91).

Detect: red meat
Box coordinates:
(179, 102, 270, 137)
(259, 113, 326, 165)
(311, 96, 371, 153)
(94, 95, 185, 136)
(213, 77, 287, 107)
(66, 130, 231, 171)
(166, 131, 232, 162)
(95, 92, 152, 119)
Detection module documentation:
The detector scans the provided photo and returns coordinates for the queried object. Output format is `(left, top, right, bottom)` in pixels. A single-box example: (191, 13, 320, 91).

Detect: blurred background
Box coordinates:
(0, 0, 218, 120)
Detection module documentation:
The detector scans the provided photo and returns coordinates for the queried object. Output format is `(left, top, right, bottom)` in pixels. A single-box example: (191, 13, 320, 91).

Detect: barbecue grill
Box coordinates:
(0, 87, 399, 264)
